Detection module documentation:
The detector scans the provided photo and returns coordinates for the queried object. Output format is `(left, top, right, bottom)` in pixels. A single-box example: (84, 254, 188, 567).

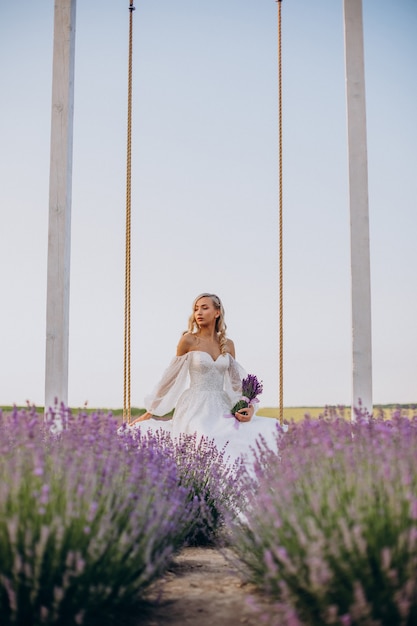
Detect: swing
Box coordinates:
(123, 0, 135, 424)
(123, 0, 284, 426)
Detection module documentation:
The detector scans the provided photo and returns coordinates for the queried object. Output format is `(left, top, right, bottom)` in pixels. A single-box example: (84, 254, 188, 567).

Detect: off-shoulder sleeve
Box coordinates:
(144, 354, 190, 417)
(224, 355, 247, 406)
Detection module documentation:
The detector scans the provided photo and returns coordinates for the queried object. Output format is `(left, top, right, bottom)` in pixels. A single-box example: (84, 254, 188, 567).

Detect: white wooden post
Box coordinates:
(343, 0, 373, 419)
(45, 0, 77, 414)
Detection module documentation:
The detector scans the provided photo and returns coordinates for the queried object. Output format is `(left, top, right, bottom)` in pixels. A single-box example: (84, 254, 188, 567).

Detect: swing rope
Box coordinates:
(123, 0, 135, 424)
(277, 0, 284, 425)
(122, 3, 283, 425)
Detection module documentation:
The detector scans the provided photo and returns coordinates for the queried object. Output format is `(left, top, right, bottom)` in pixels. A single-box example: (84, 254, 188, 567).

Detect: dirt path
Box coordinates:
(140, 547, 272, 625)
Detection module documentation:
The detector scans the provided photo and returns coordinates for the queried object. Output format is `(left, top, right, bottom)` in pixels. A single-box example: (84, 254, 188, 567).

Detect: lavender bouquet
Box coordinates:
(231, 374, 263, 415)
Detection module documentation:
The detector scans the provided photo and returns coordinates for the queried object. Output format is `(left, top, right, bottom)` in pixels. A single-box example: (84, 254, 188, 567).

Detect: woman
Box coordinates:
(130, 293, 280, 464)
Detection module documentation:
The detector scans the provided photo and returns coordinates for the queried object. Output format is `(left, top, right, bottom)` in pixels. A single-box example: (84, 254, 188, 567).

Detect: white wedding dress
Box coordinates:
(131, 350, 281, 465)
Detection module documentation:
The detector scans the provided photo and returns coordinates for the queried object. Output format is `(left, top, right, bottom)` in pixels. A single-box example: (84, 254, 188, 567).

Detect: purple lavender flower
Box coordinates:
(231, 374, 263, 415)
(0, 406, 196, 624)
(232, 411, 417, 625)
(133, 429, 246, 546)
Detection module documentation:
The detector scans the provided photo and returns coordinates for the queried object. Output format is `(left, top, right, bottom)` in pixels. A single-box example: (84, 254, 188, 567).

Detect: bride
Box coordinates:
(129, 293, 281, 464)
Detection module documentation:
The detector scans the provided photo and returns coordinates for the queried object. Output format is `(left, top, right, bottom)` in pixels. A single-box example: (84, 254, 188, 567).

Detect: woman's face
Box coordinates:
(194, 297, 219, 328)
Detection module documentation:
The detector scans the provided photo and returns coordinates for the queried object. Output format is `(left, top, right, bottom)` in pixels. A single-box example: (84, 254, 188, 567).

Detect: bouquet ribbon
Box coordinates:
(240, 396, 260, 405)
(224, 413, 242, 430)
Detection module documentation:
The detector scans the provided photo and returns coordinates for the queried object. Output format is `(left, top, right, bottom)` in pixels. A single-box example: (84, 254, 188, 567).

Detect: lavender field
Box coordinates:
(0, 405, 416, 625)
(0, 406, 243, 624)
(233, 410, 417, 625)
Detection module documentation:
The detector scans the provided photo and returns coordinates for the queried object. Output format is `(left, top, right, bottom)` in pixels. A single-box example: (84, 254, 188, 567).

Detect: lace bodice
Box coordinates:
(188, 352, 229, 392)
(145, 350, 244, 417)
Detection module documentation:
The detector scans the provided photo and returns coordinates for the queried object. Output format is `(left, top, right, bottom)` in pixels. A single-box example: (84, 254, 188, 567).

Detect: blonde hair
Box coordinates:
(187, 293, 228, 354)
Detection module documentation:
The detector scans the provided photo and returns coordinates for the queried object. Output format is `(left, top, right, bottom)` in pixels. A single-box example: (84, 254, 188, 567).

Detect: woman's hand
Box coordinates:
(235, 405, 254, 423)
(130, 411, 152, 425)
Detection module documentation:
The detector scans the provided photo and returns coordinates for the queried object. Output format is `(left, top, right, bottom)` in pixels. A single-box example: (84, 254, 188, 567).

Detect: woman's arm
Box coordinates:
(226, 344, 254, 422)
(129, 349, 191, 424)
(130, 411, 152, 425)
(176, 332, 194, 356)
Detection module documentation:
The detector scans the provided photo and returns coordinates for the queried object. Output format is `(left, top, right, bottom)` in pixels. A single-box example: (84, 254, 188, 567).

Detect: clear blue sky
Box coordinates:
(1, 0, 416, 409)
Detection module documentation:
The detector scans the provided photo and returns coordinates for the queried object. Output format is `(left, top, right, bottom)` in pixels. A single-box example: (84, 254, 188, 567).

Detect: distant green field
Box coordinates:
(2, 404, 415, 422)
(258, 405, 417, 422)
(258, 407, 329, 421)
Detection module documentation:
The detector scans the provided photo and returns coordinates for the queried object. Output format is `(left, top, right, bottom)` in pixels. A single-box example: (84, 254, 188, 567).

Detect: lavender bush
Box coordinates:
(131, 429, 246, 545)
(0, 406, 194, 625)
(173, 433, 246, 545)
(233, 413, 417, 626)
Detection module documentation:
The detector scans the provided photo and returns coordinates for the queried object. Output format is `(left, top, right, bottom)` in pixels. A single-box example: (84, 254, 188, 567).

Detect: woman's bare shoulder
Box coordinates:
(176, 332, 196, 356)
(225, 338, 236, 358)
